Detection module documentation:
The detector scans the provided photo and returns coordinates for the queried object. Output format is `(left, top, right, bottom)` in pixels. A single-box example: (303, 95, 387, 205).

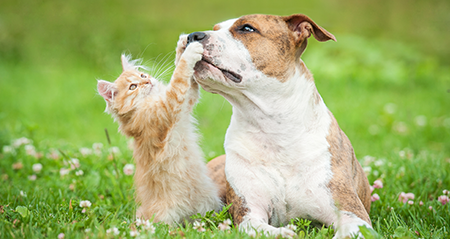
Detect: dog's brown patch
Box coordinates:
(213, 24, 221, 31)
(326, 111, 371, 224)
(229, 15, 297, 82)
(229, 14, 335, 82)
(297, 60, 322, 104)
(226, 181, 250, 226)
(206, 155, 227, 202)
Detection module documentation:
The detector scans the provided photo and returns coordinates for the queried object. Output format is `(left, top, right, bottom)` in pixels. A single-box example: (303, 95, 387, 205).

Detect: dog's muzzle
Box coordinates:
(187, 31, 242, 83)
(187, 32, 207, 46)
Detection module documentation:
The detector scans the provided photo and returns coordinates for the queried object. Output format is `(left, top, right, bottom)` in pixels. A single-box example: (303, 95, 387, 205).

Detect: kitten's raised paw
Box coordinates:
(183, 42, 204, 68)
(175, 34, 188, 65)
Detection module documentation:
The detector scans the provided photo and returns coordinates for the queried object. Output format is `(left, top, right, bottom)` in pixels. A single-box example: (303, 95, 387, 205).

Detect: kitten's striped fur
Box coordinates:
(97, 42, 222, 224)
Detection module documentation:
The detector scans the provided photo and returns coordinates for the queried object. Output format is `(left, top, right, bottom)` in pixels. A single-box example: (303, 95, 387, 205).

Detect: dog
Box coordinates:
(181, 14, 372, 238)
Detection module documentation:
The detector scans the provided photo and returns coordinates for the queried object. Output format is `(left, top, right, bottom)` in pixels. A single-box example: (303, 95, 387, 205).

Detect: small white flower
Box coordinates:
(443, 189, 449, 195)
(2, 145, 15, 154)
(32, 163, 43, 173)
(57, 233, 65, 239)
(75, 170, 84, 176)
(79, 200, 92, 208)
(370, 193, 380, 202)
(218, 223, 230, 231)
(144, 223, 156, 234)
(399, 150, 406, 158)
(371, 193, 380, 202)
(60, 168, 70, 176)
(109, 147, 121, 155)
(373, 180, 383, 189)
(372, 170, 380, 177)
(84, 228, 91, 233)
(25, 144, 36, 156)
(145, 225, 156, 234)
(193, 221, 204, 228)
(193, 221, 206, 232)
(12, 162, 23, 170)
(93, 143, 103, 150)
(20, 190, 27, 197)
(47, 149, 60, 160)
(362, 155, 375, 165)
(399, 192, 415, 203)
(123, 164, 135, 176)
(438, 195, 449, 205)
(284, 224, 297, 231)
(79, 147, 93, 157)
(93, 143, 103, 155)
(28, 175, 37, 181)
(374, 159, 385, 167)
(69, 158, 80, 169)
(362, 166, 372, 175)
(12, 137, 32, 148)
(393, 121, 408, 134)
(414, 115, 427, 127)
(384, 103, 397, 114)
(136, 218, 143, 226)
(130, 230, 140, 237)
(247, 229, 257, 237)
(218, 220, 231, 231)
(106, 227, 120, 235)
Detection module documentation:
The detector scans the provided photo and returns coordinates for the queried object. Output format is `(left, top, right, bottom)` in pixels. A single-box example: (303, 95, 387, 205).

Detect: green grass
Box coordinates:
(1, 0, 450, 238)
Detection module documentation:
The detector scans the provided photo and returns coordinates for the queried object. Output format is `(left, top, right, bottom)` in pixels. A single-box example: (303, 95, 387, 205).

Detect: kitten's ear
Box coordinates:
(97, 80, 117, 103)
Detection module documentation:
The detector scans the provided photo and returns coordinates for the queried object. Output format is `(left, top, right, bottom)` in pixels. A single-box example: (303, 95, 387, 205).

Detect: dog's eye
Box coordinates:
(129, 84, 137, 90)
(140, 73, 148, 78)
(240, 24, 256, 32)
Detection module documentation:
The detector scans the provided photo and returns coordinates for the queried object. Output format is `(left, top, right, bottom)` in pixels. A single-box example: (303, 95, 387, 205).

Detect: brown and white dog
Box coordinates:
(181, 14, 372, 238)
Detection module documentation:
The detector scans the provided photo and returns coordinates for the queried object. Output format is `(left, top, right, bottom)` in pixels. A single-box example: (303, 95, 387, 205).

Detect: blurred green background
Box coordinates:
(1, 0, 449, 158)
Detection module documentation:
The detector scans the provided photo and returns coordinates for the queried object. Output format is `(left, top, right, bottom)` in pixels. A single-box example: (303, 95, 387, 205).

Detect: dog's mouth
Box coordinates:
(201, 57, 242, 83)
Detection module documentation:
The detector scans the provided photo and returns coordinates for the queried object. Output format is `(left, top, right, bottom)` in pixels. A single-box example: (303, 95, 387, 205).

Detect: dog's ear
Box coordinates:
(283, 14, 336, 55)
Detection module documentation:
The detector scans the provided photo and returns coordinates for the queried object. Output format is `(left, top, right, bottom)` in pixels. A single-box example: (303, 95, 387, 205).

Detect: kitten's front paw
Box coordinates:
(175, 34, 188, 65)
(182, 42, 204, 68)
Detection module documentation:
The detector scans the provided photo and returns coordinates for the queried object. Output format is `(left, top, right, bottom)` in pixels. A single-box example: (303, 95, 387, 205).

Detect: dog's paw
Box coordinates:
(182, 41, 204, 68)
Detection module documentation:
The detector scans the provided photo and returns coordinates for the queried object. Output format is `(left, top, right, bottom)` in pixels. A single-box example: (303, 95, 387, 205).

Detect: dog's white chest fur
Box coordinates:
(224, 71, 337, 226)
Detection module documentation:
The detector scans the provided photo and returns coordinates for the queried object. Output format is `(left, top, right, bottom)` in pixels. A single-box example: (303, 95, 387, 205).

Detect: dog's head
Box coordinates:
(181, 14, 335, 103)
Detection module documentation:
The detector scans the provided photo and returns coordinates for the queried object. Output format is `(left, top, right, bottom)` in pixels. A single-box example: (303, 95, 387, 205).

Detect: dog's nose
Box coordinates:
(187, 32, 207, 44)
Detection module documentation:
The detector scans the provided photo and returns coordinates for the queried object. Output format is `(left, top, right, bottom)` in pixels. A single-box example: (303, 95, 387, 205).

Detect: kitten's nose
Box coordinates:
(187, 32, 207, 44)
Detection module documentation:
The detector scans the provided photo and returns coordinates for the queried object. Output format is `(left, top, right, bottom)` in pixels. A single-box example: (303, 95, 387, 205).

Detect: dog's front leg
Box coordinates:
(225, 153, 296, 238)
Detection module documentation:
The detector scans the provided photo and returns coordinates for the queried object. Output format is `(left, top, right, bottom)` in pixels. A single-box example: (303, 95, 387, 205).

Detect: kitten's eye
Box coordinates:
(140, 73, 148, 78)
(129, 84, 137, 90)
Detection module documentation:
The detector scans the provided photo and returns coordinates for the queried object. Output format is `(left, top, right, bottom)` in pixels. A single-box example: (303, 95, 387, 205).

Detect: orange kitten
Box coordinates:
(97, 42, 222, 224)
